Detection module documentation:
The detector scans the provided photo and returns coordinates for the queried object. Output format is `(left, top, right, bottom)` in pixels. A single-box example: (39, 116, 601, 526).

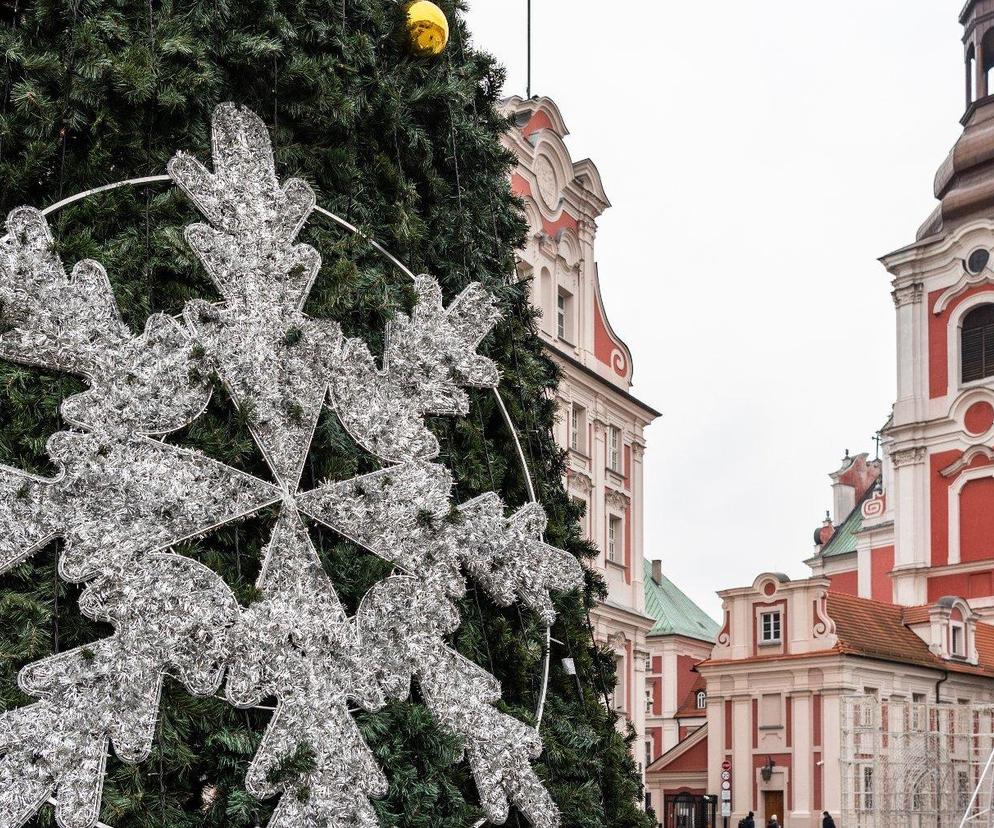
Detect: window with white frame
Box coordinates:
(912, 692, 926, 731)
(645, 686, 653, 713)
(644, 740, 652, 767)
(608, 425, 621, 472)
(607, 515, 622, 563)
(952, 622, 966, 657)
(760, 610, 782, 643)
(570, 404, 586, 453)
(961, 304, 994, 383)
(556, 288, 574, 342)
(696, 690, 707, 710)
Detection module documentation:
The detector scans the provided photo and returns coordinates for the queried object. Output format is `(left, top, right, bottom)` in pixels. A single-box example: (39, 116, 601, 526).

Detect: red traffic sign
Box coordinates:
(721, 760, 732, 771)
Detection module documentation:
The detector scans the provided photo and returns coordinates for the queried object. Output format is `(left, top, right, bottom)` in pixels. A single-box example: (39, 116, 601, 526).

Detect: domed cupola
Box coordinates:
(920, 1, 994, 238)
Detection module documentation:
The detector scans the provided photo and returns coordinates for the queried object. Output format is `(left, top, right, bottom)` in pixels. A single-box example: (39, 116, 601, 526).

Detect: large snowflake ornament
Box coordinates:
(0, 104, 583, 828)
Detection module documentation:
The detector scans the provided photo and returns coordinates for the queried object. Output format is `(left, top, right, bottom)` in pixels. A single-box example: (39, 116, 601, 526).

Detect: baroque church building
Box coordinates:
(649, 5, 994, 828)
(500, 95, 718, 795)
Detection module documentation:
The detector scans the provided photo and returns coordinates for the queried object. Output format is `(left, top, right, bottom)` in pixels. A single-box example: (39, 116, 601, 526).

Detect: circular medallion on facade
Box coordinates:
(965, 400, 994, 435)
(534, 155, 559, 210)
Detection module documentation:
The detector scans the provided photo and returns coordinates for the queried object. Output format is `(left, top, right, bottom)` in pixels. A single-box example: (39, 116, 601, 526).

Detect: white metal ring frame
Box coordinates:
(37, 174, 552, 828)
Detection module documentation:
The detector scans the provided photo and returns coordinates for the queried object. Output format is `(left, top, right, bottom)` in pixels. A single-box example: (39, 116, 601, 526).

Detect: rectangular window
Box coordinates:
(645, 740, 652, 767)
(556, 288, 573, 342)
(608, 425, 621, 472)
(952, 623, 965, 657)
(863, 766, 874, 810)
(607, 515, 622, 563)
(760, 611, 782, 643)
(912, 692, 926, 731)
(645, 686, 653, 713)
(570, 404, 586, 452)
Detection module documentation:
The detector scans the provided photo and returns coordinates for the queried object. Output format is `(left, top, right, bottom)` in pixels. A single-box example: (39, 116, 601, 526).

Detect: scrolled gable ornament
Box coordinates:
(0, 104, 583, 828)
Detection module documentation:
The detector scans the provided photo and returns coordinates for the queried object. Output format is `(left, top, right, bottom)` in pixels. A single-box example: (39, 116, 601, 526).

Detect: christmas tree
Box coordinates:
(0, 2, 653, 826)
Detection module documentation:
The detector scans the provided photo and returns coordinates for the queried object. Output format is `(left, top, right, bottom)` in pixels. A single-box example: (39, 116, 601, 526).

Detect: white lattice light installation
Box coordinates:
(0, 104, 583, 828)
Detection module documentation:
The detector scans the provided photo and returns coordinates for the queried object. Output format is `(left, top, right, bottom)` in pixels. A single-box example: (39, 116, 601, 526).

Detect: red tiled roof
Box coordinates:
(701, 592, 994, 678)
(976, 621, 994, 668)
(828, 592, 994, 677)
(675, 674, 707, 718)
(901, 605, 931, 625)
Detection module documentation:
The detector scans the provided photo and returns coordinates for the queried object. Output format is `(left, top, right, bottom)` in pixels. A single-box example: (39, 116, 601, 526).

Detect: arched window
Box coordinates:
(968, 43, 978, 105)
(982, 29, 994, 97)
(962, 304, 994, 383)
(696, 690, 706, 710)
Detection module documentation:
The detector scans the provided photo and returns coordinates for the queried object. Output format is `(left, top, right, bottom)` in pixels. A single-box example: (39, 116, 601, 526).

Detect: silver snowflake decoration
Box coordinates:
(0, 103, 583, 828)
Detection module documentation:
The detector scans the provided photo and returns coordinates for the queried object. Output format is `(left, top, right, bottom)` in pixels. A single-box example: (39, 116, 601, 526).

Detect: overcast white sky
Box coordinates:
(463, 1, 967, 619)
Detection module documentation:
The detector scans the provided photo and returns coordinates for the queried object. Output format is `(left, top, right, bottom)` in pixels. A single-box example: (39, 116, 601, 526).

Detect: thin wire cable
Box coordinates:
(40, 174, 172, 217)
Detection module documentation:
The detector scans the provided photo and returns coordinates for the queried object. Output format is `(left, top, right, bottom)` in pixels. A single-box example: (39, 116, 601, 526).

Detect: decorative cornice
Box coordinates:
(893, 281, 924, 308)
(605, 489, 630, 511)
(567, 468, 593, 494)
(891, 446, 927, 468)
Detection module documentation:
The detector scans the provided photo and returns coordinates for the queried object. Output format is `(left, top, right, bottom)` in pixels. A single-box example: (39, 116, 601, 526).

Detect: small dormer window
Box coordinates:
(952, 622, 966, 657)
(761, 611, 782, 643)
(696, 690, 707, 710)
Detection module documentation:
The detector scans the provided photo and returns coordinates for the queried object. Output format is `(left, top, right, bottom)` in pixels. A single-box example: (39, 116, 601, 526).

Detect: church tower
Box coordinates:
(874, 1, 994, 613)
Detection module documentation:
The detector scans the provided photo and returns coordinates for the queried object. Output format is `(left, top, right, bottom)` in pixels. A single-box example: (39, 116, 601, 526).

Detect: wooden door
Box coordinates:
(762, 790, 785, 825)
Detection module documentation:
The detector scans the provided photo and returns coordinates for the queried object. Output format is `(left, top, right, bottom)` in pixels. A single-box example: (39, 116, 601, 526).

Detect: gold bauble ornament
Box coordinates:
(406, 1, 449, 56)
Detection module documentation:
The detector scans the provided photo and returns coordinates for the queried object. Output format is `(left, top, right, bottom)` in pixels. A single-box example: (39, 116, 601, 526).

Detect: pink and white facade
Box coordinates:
(502, 94, 658, 754)
(806, 0, 994, 614)
(647, 4, 994, 825)
(692, 576, 994, 827)
(503, 96, 714, 783)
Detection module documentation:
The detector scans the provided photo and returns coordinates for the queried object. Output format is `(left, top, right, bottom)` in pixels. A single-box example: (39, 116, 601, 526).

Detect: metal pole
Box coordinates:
(526, 0, 531, 98)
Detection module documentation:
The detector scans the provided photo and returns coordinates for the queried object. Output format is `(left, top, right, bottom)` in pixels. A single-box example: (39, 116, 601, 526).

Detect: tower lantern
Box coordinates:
(923, 2, 994, 238)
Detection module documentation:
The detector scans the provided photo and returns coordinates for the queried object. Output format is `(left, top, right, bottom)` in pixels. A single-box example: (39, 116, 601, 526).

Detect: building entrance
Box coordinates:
(762, 790, 784, 825)
(663, 792, 715, 828)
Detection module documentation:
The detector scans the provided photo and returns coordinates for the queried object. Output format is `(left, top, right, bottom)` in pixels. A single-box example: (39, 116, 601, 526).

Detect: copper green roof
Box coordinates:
(820, 504, 862, 558)
(643, 559, 720, 642)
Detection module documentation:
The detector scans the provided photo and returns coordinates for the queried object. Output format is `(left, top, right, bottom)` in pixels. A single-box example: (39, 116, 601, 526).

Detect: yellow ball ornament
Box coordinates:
(406, 1, 449, 56)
